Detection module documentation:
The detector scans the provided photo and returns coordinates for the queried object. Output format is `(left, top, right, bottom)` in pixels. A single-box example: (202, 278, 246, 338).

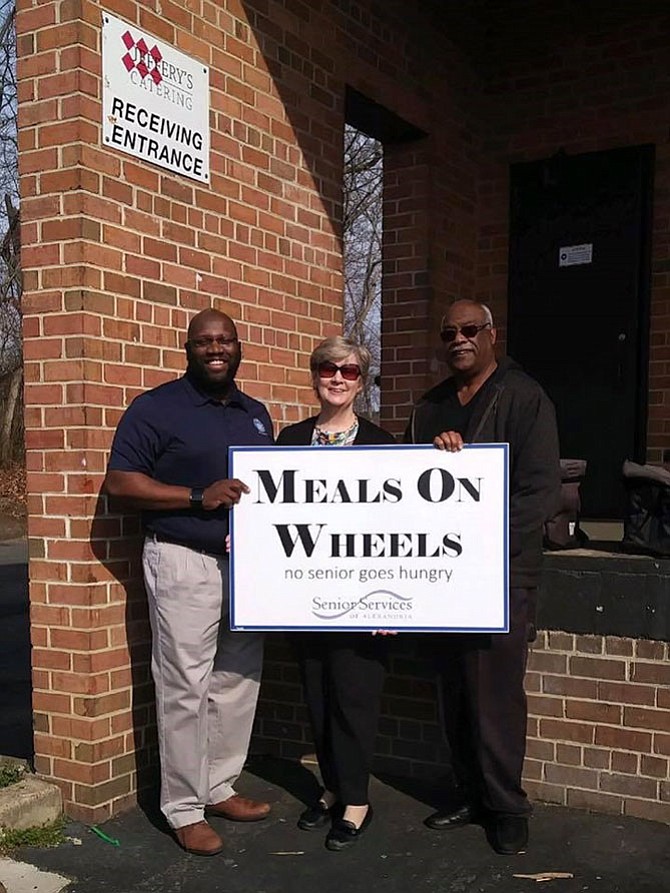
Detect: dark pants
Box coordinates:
(295, 634, 387, 805)
(436, 587, 536, 816)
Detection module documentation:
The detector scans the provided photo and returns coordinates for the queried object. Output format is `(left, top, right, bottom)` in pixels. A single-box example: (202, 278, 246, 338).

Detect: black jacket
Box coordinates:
(277, 415, 394, 648)
(406, 357, 561, 587)
(277, 415, 396, 447)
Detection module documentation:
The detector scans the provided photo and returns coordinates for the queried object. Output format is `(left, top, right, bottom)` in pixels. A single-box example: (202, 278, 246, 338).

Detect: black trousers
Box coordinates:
(435, 587, 536, 816)
(295, 634, 387, 806)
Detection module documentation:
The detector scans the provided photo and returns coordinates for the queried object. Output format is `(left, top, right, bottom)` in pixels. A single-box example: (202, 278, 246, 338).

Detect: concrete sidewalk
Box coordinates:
(0, 537, 27, 564)
(5, 757, 670, 893)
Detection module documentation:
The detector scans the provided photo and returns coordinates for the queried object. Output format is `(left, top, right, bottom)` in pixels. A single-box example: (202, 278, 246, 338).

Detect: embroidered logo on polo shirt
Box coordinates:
(253, 418, 269, 436)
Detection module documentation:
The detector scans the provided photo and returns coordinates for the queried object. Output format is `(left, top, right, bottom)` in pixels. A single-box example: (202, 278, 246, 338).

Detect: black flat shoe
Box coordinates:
(298, 800, 338, 831)
(325, 805, 373, 851)
(488, 815, 529, 855)
(424, 803, 478, 830)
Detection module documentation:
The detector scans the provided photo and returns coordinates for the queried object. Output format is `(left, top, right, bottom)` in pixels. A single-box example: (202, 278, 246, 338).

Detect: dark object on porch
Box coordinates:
(622, 460, 670, 556)
(544, 459, 587, 550)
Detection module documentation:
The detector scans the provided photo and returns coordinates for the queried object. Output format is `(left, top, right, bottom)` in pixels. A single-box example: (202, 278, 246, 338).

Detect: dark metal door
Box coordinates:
(508, 146, 654, 518)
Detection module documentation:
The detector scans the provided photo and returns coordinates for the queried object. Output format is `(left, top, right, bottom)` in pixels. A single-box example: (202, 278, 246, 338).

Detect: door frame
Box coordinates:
(634, 144, 655, 465)
(507, 144, 655, 473)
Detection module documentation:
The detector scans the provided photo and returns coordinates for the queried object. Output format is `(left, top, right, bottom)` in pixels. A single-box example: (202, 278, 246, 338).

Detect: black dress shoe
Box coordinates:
(325, 805, 373, 851)
(298, 801, 338, 831)
(424, 803, 477, 830)
(489, 815, 529, 854)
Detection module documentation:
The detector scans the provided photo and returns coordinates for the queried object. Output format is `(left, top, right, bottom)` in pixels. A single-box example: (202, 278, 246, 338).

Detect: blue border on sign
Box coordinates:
(228, 443, 510, 633)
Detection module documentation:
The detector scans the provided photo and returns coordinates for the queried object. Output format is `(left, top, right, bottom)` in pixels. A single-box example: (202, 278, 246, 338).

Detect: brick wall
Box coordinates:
(526, 632, 670, 824)
(254, 635, 449, 777)
(17, 0, 670, 822)
(255, 630, 670, 824)
(380, 144, 433, 437)
(18, 0, 345, 820)
(255, 553, 670, 823)
(17, 0, 481, 819)
(255, 2, 670, 828)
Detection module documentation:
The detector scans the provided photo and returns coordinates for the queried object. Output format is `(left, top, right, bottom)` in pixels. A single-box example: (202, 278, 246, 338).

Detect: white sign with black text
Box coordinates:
(229, 444, 509, 632)
(558, 243, 593, 267)
(102, 13, 210, 183)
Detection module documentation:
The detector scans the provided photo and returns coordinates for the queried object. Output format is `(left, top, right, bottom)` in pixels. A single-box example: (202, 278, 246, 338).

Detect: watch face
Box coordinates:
(190, 488, 204, 506)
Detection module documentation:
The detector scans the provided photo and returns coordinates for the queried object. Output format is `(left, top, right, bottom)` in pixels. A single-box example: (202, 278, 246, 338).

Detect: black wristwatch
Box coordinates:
(189, 487, 204, 509)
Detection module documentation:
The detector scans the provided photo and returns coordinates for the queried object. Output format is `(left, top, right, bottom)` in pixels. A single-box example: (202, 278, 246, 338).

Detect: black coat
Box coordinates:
(276, 415, 396, 447)
(406, 357, 561, 587)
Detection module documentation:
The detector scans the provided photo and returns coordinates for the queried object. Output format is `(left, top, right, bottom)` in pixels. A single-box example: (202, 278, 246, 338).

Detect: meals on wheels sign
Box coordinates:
(229, 445, 509, 632)
(102, 13, 210, 183)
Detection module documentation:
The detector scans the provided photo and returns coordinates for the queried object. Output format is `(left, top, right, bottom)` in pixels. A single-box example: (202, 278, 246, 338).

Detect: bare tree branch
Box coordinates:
(343, 125, 383, 418)
(0, 0, 22, 465)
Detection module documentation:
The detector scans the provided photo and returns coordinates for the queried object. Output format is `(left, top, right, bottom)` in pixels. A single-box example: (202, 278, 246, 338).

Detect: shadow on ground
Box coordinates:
(245, 754, 322, 807)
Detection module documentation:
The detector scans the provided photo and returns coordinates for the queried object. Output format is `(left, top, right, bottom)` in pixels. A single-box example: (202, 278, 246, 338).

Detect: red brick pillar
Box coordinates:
(16, 0, 342, 820)
(18, 0, 148, 821)
(380, 143, 434, 436)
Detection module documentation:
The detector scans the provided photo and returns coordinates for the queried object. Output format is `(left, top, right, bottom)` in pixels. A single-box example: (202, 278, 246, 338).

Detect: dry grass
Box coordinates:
(0, 462, 26, 537)
(0, 461, 25, 515)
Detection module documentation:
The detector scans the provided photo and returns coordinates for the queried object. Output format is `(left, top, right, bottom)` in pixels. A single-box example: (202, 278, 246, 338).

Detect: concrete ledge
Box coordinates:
(0, 776, 62, 832)
(540, 548, 670, 640)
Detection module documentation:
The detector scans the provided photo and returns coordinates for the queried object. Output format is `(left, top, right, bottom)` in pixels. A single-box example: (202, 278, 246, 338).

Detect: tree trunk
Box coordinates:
(0, 366, 21, 465)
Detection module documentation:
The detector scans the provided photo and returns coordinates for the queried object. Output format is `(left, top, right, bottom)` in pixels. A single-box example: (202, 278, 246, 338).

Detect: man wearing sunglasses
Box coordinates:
(405, 299, 560, 856)
(104, 309, 273, 856)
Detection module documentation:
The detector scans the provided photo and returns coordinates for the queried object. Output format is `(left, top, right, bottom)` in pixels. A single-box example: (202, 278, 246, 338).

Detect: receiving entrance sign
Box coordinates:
(102, 13, 210, 183)
(229, 445, 509, 632)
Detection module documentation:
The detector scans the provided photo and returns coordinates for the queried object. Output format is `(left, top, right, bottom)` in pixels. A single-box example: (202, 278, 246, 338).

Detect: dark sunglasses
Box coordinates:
(317, 361, 362, 381)
(440, 322, 491, 343)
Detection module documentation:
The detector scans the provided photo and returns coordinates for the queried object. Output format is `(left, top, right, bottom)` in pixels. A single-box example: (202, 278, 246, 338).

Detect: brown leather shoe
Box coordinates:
(174, 820, 223, 856)
(207, 794, 271, 822)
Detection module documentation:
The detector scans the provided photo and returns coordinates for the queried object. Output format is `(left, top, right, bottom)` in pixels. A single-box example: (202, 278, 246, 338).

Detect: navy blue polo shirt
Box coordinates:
(107, 373, 274, 553)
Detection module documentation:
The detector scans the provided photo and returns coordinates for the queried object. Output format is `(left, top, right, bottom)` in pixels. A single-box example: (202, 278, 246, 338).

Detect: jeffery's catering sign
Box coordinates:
(102, 13, 210, 183)
(229, 444, 509, 632)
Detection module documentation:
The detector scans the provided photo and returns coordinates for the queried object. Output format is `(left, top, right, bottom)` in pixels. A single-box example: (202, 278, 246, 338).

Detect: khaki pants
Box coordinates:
(143, 537, 264, 829)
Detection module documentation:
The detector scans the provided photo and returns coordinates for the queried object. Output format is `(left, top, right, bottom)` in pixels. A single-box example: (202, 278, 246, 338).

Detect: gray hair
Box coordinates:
(441, 300, 494, 329)
(309, 335, 371, 379)
(479, 303, 494, 326)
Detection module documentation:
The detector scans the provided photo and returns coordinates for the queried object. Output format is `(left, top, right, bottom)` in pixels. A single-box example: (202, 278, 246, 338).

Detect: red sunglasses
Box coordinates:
(317, 361, 362, 381)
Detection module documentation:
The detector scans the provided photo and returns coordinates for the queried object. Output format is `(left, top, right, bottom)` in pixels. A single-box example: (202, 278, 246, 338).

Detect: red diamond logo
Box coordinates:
(120, 32, 163, 84)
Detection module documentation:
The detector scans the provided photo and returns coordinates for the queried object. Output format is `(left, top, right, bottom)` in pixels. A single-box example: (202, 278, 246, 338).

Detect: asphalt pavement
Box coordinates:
(0, 537, 31, 762)
(2, 536, 669, 892)
(10, 756, 670, 893)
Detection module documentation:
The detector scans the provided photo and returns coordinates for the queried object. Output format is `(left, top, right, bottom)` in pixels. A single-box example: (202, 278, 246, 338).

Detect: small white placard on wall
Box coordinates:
(102, 13, 210, 183)
(558, 243, 593, 267)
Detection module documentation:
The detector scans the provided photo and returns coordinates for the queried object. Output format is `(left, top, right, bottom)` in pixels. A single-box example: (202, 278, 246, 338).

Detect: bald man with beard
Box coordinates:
(105, 310, 274, 856)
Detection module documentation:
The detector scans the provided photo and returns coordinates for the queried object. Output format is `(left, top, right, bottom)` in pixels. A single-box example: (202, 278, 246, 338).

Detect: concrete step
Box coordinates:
(0, 771, 62, 833)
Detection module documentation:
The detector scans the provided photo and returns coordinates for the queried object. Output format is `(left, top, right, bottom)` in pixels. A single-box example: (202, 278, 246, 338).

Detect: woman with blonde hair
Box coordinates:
(276, 335, 395, 851)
